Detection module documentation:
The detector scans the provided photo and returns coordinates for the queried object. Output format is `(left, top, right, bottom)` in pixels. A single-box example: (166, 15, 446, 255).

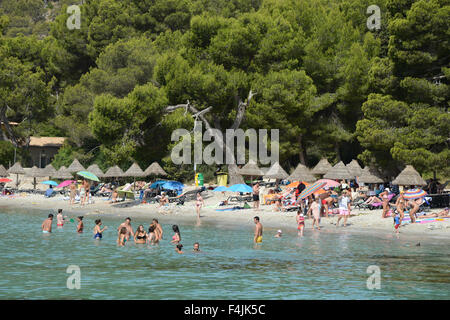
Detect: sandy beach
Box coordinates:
(1, 187, 449, 241)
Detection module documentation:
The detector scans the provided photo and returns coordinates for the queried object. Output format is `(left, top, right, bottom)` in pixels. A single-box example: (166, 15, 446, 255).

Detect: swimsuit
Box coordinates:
(94, 232, 102, 239)
(136, 234, 147, 240)
(256, 236, 262, 243)
(42, 230, 50, 233)
(298, 217, 305, 229)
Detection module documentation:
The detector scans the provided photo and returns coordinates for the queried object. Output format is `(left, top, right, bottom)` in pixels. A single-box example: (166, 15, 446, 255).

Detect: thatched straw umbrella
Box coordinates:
(53, 166, 73, 180)
(323, 161, 354, 180)
(144, 162, 167, 177)
(67, 159, 85, 173)
(311, 158, 333, 176)
(288, 163, 316, 182)
(392, 165, 426, 186)
(104, 165, 124, 178)
(264, 162, 289, 180)
(124, 163, 145, 190)
(7, 162, 25, 188)
(228, 164, 244, 185)
(86, 164, 104, 178)
(26, 166, 46, 190)
(42, 164, 57, 180)
(346, 159, 363, 177)
(238, 160, 264, 183)
(0, 164, 7, 177)
(357, 167, 384, 184)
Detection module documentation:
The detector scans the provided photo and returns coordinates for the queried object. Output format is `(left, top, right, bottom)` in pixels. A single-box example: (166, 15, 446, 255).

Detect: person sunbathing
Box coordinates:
(418, 208, 449, 218)
(365, 196, 382, 204)
(159, 192, 169, 207)
(273, 199, 285, 212)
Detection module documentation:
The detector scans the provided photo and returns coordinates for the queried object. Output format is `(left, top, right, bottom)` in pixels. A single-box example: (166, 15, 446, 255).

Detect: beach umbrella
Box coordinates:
(238, 160, 264, 183)
(228, 183, 253, 193)
(77, 171, 100, 182)
(316, 179, 340, 188)
(161, 181, 184, 190)
(286, 181, 310, 188)
(323, 161, 354, 180)
(288, 163, 315, 182)
(0, 165, 8, 177)
(392, 165, 426, 186)
(357, 167, 384, 184)
(298, 181, 327, 200)
(0, 178, 12, 183)
(213, 186, 229, 192)
(150, 180, 168, 189)
(40, 180, 58, 187)
(144, 162, 167, 176)
(53, 166, 73, 179)
(7, 162, 25, 188)
(124, 162, 145, 190)
(403, 189, 427, 200)
(67, 159, 85, 173)
(56, 180, 77, 188)
(42, 164, 57, 179)
(263, 162, 289, 180)
(86, 164, 104, 178)
(311, 158, 333, 176)
(103, 165, 124, 178)
(26, 166, 47, 190)
(346, 159, 363, 177)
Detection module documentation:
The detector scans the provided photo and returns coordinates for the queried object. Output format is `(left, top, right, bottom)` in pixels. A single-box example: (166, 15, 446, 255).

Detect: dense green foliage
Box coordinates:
(0, 0, 448, 181)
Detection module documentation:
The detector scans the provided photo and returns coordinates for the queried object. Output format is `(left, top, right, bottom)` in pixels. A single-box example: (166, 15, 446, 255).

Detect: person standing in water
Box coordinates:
(296, 209, 305, 236)
(41, 214, 54, 233)
(117, 227, 127, 246)
(171, 225, 181, 244)
(195, 192, 204, 219)
(134, 225, 147, 244)
(175, 244, 184, 254)
(56, 209, 65, 227)
(336, 190, 351, 227)
(93, 219, 107, 239)
(193, 242, 200, 252)
(147, 225, 158, 244)
(117, 217, 134, 241)
(253, 216, 263, 243)
(307, 197, 321, 230)
(76, 216, 84, 233)
(152, 218, 163, 241)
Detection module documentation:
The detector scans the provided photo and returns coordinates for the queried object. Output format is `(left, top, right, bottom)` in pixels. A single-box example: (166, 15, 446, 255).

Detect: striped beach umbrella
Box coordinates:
(316, 179, 340, 188)
(298, 181, 327, 200)
(403, 189, 427, 200)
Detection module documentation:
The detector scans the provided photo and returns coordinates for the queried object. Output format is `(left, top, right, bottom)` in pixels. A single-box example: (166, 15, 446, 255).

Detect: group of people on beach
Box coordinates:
(41, 211, 201, 254)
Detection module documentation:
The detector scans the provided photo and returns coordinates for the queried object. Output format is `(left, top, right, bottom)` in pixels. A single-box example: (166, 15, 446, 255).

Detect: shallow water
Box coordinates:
(0, 208, 449, 299)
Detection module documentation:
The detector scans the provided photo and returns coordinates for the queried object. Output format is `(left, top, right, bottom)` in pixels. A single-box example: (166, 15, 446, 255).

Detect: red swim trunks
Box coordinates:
(321, 199, 327, 205)
(394, 224, 400, 229)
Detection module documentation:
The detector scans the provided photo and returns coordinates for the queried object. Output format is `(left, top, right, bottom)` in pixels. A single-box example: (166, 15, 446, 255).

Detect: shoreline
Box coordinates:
(1, 192, 449, 242)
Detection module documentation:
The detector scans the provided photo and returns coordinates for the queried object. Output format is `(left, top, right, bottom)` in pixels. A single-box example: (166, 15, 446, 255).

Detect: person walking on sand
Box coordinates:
(76, 216, 84, 233)
(307, 197, 321, 230)
(79, 181, 86, 206)
(253, 216, 263, 243)
(93, 219, 107, 239)
(195, 192, 204, 219)
(117, 217, 134, 241)
(336, 190, 351, 227)
(296, 209, 305, 236)
(69, 181, 77, 205)
(41, 214, 54, 233)
(84, 180, 91, 205)
(252, 183, 260, 210)
(393, 211, 401, 235)
(380, 188, 390, 218)
(152, 218, 163, 240)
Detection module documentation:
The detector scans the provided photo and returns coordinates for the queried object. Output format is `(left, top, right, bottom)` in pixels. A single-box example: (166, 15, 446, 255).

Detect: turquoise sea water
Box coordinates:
(0, 208, 449, 300)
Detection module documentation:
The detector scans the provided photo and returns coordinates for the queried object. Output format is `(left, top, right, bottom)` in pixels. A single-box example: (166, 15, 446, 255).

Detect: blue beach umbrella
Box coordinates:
(77, 171, 100, 182)
(150, 180, 168, 189)
(228, 184, 253, 193)
(213, 186, 229, 192)
(40, 180, 58, 186)
(161, 181, 184, 191)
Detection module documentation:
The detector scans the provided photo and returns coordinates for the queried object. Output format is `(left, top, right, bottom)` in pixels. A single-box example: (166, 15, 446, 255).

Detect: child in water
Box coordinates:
(393, 211, 401, 235)
(117, 227, 127, 246)
(76, 216, 84, 233)
(175, 244, 184, 254)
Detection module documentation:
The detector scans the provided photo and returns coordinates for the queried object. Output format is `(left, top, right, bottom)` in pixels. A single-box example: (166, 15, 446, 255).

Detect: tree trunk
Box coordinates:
(334, 142, 341, 162)
(298, 134, 306, 165)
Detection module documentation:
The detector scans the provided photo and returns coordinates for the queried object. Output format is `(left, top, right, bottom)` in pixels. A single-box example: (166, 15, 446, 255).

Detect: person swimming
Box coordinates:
(171, 225, 181, 244)
(175, 243, 184, 254)
(274, 230, 282, 238)
(93, 219, 107, 239)
(193, 242, 200, 252)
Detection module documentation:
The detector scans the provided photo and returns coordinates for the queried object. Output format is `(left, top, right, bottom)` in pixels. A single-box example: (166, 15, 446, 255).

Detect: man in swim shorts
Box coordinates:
(56, 209, 65, 227)
(253, 216, 263, 243)
(117, 217, 134, 241)
(41, 214, 54, 233)
(253, 183, 260, 210)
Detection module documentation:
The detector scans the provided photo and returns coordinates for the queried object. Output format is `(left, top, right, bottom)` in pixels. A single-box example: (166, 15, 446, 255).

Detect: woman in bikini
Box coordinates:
(171, 225, 181, 244)
(134, 225, 148, 244)
(380, 188, 390, 218)
(296, 209, 305, 236)
(195, 192, 204, 219)
(394, 191, 406, 221)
